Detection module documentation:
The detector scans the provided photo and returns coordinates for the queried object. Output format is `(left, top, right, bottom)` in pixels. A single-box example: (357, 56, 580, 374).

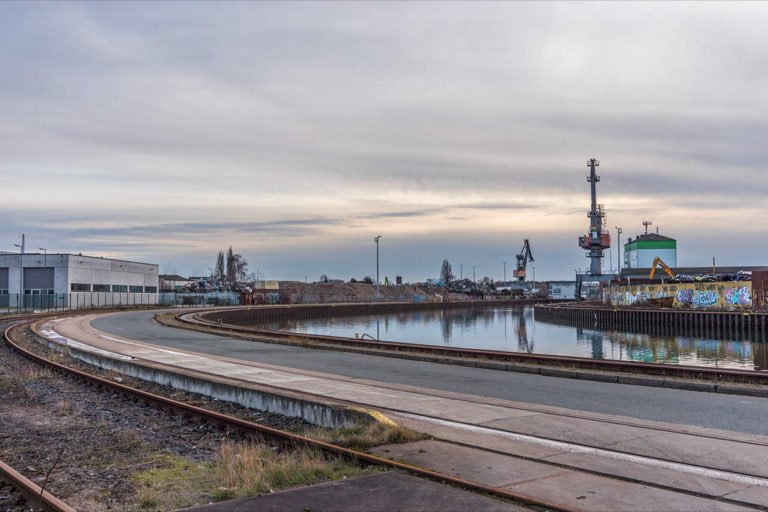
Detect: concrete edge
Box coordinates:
(26, 320, 391, 429)
(161, 313, 768, 399)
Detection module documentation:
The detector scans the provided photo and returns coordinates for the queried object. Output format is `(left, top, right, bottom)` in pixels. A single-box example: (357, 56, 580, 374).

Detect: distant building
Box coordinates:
(547, 281, 577, 300)
(159, 274, 191, 291)
(0, 253, 158, 307)
(624, 233, 677, 269)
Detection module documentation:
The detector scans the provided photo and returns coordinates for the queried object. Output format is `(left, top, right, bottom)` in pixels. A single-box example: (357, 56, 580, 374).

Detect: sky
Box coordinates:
(1, 2, 767, 282)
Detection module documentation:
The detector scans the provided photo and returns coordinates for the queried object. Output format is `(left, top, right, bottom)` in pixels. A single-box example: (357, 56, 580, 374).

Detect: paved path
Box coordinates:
(181, 471, 527, 512)
(38, 312, 768, 511)
(91, 310, 768, 435)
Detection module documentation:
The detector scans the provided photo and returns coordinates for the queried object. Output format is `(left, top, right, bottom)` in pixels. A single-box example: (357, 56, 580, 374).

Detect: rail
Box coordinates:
(3, 317, 574, 512)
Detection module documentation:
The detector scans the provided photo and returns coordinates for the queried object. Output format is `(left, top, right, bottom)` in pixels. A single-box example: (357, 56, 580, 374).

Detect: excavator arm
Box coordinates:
(649, 257, 675, 280)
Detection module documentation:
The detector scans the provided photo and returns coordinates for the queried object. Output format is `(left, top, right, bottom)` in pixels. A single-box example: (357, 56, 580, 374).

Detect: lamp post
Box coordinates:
(14, 236, 24, 310)
(460, 264, 463, 280)
(39, 248, 47, 305)
(503, 261, 507, 282)
(614, 226, 623, 275)
(374, 236, 381, 299)
(473, 266, 476, 283)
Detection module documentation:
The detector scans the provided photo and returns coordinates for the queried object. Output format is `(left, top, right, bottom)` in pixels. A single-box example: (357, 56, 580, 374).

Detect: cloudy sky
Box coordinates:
(1, 2, 766, 282)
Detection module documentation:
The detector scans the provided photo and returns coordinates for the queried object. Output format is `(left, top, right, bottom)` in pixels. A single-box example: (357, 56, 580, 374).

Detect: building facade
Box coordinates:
(624, 233, 677, 269)
(547, 281, 577, 300)
(0, 253, 159, 307)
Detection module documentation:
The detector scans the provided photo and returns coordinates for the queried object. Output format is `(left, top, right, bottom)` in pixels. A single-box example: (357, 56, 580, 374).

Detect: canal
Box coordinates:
(265, 306, 768, 372)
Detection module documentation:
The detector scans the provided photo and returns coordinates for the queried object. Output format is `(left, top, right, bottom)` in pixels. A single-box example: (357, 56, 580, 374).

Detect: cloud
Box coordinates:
(1, 2, 767, 280)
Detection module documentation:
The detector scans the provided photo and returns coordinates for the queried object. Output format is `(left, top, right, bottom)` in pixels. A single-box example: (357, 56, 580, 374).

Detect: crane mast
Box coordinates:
(578, 158, 611, 276)
(513, 239, 534, 282)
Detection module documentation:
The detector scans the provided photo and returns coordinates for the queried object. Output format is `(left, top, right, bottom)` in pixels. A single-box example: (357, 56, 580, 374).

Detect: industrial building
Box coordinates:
(623, 232, 677, 269)
(0, 253, 159, 308)
(547, 281, 577, 300)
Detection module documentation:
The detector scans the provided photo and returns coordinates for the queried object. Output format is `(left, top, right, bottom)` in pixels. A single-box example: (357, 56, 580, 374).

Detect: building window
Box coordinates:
(129, 285, 143, 293)
(93, 284, 110, 292)
(71, 283, 90, 292)
(112, 285, 128, 293)
(144, 286, 158, 293)
(0, 290, 8, 295)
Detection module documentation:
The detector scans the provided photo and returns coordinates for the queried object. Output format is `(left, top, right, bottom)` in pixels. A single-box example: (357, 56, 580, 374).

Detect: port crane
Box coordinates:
(513, 239, 534, 282)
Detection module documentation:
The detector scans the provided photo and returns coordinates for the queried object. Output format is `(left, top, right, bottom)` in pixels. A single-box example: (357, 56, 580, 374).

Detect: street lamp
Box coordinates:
(13, 238, 24, 310)
(39, 248, 47, 301)
(374, 235, 381, 299)
(473, 266, 476, 283)
(460, 264, 463, 280)
(503, 261, 507, 282)
(614, 226, 623, 274)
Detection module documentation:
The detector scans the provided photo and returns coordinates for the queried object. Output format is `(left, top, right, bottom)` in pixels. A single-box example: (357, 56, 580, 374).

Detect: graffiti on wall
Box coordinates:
(725, 286, 751, 305)
(609, 281, 752, 308)
(693, 290, 718, 307)
(676, 289, 693, 304)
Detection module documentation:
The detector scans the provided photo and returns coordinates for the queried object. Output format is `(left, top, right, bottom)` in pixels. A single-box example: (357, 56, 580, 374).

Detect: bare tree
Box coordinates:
(214, 251, 225, 280)
(440, 259, 454, 284)
(225, 246, 236, 285)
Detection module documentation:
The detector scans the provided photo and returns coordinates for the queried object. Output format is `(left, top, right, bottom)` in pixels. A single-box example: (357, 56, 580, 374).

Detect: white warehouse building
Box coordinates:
(0, 253, 159, 308)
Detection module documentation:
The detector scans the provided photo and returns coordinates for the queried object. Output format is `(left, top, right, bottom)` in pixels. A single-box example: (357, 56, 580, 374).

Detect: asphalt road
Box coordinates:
(92, 311, 768, 435)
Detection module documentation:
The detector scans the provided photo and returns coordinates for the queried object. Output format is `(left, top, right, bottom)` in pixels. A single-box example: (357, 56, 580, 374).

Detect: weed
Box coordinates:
(306, 421, 428, 451)
(213, 441, 364, 500)
(55, 400, 77, 415)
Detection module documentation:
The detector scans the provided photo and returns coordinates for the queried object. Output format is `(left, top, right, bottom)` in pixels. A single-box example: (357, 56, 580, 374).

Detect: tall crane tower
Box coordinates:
(513, 239, 534, 282)
(578, 158, 611, 276)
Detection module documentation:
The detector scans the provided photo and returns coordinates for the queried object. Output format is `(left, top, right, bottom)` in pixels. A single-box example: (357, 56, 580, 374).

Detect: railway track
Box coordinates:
(2, 315, 569, 512)
(8, 311, 768, 511)
(0, 457, 75, 512)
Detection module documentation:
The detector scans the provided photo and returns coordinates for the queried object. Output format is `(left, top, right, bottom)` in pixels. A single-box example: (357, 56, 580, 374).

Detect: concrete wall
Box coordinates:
(606, 280, 753, 308)
(67, 256, 158, 290)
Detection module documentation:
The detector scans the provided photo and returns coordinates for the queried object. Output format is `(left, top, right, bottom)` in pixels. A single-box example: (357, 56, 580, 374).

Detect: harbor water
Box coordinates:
(268, 306, 768, 372)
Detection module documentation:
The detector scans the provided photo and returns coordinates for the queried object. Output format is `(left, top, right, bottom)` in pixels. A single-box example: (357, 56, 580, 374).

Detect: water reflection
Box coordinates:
(264, 306, 767, 372)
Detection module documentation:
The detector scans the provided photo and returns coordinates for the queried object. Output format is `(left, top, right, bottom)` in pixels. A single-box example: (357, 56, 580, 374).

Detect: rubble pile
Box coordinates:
(444, 279, 495, 296)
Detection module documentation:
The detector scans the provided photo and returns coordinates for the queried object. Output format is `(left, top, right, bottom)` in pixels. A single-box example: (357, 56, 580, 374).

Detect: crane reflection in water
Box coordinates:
(269, 306, 766, 372)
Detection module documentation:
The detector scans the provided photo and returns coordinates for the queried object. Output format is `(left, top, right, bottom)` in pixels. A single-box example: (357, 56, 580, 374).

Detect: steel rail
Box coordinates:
(0, 458, 76, 512)
(178, 310, 768, 384)
(3, 319, 574, 512)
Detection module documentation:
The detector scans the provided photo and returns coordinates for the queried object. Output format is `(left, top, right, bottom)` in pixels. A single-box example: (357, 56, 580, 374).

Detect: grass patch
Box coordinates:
(133, 454, 213, 510)
(133, 441, 371, 510)
(306, 421, 428, 451)
(213, 442, 365, 500)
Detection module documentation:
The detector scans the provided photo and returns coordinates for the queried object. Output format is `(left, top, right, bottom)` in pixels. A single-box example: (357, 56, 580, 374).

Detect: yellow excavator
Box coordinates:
(649, 257, 675, 280)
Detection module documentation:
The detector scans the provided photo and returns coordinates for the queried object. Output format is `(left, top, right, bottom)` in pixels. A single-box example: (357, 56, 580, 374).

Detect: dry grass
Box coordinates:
(306, 420, 428, 451)
(132, 441, 369, 510)
(54, 399, 78, 415)
(212, 442, 364, 500)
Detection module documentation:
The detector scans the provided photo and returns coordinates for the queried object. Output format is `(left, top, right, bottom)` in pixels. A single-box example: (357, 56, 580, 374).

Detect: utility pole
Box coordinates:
(614, 226, 623, 274)
(374, 236, 381, 299)
(13, 234, 25, 310)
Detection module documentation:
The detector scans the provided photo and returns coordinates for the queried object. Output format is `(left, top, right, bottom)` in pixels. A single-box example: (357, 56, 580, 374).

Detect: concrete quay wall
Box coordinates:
(535, 302, 768, 337)
(200, 299, 553, 327)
